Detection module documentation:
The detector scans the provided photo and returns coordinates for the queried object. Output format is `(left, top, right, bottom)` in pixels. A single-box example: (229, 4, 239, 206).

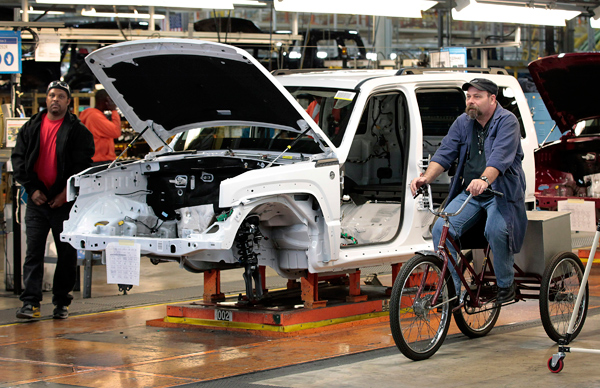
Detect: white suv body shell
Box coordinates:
(61, 39, 537, 280)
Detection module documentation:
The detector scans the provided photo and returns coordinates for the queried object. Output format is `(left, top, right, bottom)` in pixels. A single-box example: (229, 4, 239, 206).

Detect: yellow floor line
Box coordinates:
(164, 311, 389, 332)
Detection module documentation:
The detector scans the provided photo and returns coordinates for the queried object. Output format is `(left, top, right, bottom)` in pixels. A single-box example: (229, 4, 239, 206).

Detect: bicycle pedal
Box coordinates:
(494, 298, 518, 307)
(452, 303, 464, 313)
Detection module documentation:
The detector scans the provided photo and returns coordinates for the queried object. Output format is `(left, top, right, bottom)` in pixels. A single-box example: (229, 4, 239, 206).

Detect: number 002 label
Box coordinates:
(215, 309, 232, 321)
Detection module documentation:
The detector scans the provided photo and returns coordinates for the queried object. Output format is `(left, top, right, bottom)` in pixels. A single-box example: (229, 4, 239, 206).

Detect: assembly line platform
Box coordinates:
(147, 284, 391, 336)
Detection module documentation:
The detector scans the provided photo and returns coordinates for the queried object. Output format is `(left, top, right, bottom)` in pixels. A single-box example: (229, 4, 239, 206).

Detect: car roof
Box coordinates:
(274, 69, 397, 89)
(274, 68, 515, 90)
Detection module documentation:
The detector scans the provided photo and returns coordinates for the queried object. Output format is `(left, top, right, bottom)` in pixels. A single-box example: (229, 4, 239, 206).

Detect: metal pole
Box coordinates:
(446, 4, 452, 46)
(588, 16, 596, 51)
(481, 48, 488, 68)
(21, 0, 28, 22)
(292, 12, 298, 35)
(149, 6, 155, 31)
(437, 9, 444, 48)
(12, 181, 21, 295)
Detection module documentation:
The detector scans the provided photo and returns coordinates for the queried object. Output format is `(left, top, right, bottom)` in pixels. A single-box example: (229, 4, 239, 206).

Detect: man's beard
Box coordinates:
(49, 104, 65, 116)
(465, 105, 481, 119)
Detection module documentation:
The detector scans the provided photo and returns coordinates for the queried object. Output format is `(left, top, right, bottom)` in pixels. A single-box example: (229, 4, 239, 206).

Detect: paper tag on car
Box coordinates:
(334, 91, 356, 101)
(106, 242, 141, 286)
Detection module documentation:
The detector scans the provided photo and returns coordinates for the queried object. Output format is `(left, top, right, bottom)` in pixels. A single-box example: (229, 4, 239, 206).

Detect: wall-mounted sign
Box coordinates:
(430, 47, 467, 68)
(0, 31, 21, 74)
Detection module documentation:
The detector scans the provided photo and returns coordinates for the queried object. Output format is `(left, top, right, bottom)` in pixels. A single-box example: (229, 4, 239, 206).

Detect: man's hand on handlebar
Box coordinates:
(466, 178, 489, 197)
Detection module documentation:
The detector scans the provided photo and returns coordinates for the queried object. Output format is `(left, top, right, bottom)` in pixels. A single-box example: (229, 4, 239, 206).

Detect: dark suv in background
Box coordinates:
(285, 29, 368, 69)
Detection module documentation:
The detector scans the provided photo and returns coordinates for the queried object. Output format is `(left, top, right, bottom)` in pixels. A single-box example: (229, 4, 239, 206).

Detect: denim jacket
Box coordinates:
(431, 104, 528, 253)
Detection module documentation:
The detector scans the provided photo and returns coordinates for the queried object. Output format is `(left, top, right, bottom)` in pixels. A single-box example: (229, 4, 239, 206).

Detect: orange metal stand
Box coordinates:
(386, 263, 402, 296)
(301, 272, 328, 308)
(346, 271, 368, 302)
(203, 269, 225, 303)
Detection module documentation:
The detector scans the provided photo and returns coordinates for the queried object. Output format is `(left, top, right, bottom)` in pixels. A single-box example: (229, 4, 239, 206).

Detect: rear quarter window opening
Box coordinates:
(416, 85, 528, 203)
(416, 87, 465, 204)
(497, 86, 526, 139)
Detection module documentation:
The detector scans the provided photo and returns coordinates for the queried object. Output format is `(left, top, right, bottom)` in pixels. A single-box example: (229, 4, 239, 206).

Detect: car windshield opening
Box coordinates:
(285, 86, 357, 148)
(171, 125, 322, 154)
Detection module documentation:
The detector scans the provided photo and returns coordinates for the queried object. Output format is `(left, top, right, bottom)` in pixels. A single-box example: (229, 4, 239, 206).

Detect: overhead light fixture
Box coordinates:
(592, 4, 600, 27)
(36, 0, 234, 9)
(21, 6, 64, 15)
(232, 0, 267, 5)
(454, 0, 470, 12)
(452, 0, 581, 26)
(274, 0, 437, 18)
(82, 8, 166, 19)
(594, 4, 600, 20)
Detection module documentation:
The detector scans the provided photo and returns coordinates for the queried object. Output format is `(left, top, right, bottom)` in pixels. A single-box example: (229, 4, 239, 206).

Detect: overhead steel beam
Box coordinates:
(475, 0, 600, 13)
(0, 21, 65, 28)
(0, 25, 300, 46)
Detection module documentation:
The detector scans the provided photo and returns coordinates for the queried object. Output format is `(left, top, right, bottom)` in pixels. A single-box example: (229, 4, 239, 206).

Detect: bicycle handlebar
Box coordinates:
(415, 184, 504, 218)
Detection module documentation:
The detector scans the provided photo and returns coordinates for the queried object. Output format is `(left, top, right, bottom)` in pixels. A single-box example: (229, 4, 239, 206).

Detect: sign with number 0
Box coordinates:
(0, 31, 21, 74)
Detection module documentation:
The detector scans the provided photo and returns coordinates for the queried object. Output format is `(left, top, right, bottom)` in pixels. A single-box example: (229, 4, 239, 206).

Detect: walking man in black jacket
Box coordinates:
(11, 80, 94, 319)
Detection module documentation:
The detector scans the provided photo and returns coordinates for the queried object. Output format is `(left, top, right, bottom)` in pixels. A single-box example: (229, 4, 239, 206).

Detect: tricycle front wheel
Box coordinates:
(389, 254, 455, 361)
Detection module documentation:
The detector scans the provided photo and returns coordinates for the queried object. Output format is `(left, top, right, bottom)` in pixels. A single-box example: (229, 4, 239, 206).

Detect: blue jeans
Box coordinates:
(432, 191, 514, 292)
(20, 198, 76, 307)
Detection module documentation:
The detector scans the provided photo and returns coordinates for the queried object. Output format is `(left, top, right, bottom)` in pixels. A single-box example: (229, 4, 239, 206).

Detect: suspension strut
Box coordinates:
(235, 215, 264, 302)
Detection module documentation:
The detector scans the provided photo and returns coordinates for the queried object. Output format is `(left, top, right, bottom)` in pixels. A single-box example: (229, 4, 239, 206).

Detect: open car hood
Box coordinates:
(85, 39, 335, 153)
(528, 52, 600, 133)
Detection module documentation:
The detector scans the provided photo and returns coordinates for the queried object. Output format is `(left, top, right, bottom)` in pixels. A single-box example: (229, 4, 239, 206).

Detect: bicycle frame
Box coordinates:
(416, 185, 497, 310)
(434, 219, 495, 309)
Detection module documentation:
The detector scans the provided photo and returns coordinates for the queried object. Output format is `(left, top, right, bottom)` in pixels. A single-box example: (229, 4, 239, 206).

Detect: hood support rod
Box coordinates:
(108, 125, 149, 169)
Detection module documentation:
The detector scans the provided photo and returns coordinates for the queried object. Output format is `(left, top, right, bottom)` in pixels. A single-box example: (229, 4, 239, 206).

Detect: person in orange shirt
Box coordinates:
(306, 96, 342, 135)
(80, 89, 121, 164)
(306, 97, 322, 123)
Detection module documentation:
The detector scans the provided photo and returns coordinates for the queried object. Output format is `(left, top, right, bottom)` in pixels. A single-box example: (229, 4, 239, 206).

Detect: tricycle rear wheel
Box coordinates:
(540, 251, 588, 342)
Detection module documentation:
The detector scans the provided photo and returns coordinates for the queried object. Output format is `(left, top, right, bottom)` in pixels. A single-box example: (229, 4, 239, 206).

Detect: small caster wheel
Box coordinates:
(548, 356, 564, 373)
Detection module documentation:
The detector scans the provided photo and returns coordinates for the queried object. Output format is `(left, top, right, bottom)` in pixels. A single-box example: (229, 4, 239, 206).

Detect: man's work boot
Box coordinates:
(496, 282, 516, 305)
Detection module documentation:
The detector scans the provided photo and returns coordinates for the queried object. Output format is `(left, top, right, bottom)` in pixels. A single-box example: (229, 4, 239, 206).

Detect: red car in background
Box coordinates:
(529, 53, 600, 211)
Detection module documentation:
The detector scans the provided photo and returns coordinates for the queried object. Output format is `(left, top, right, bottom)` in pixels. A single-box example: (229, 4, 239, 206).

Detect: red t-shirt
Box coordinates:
(34, 114, 63, 190)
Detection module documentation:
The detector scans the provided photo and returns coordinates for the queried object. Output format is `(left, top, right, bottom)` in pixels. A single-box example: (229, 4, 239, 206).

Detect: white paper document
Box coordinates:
(106, 242, 141, 286)
(35, 32, 61, 62)
(557, 199, 596, 232)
